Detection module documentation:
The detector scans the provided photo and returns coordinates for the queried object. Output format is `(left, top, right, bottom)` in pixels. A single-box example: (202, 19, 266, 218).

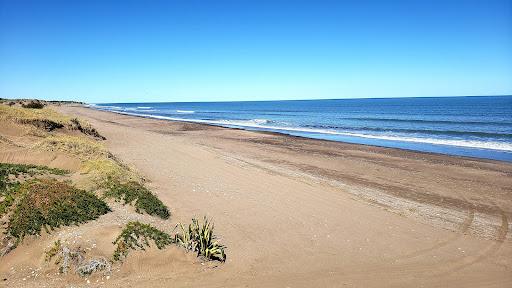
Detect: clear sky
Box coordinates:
(0, 0, 511, 103)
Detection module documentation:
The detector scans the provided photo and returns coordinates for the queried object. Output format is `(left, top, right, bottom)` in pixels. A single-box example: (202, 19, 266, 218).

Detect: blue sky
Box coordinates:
(0, 0, 511, 103)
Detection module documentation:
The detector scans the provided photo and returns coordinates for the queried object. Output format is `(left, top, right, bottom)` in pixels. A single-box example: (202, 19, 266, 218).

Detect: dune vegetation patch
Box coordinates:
(112, 221, 173, 261)
(6, 178, 110, 242)
(104, 180, 170, 219)
(0, 163, 68, 216)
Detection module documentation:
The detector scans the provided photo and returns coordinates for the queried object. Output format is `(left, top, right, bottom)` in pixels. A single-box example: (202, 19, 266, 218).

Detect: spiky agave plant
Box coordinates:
(174, 217, 226, 262)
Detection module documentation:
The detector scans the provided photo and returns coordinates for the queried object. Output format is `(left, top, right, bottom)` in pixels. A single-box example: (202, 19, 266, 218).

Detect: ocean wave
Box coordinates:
(303, 125, 512, 139)
(137, 106, 153, 109)
(343, 117, 512, 125)
(176, 110, 195, 114)
(97, 105, 122, 110)
(218, 119, 273, 125)
(101, 110, 512, 152)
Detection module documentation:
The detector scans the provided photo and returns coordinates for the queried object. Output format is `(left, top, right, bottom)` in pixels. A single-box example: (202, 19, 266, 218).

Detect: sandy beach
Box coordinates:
(43, 105, 511, 287)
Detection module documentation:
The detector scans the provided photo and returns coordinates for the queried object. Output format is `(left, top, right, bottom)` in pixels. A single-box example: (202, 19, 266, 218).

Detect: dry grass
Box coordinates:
(0, 105, 71, 126)
(35, 135, 109, 160)
(81, 159, 138, 185)
(0, 104, 104, 138)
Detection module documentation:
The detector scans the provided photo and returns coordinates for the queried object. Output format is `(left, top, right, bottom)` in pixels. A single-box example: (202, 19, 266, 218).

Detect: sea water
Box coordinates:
(92, 96, 512, 162)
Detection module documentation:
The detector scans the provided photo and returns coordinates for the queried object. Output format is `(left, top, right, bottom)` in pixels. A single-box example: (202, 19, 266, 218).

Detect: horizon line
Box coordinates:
(89, 94, 512, 104)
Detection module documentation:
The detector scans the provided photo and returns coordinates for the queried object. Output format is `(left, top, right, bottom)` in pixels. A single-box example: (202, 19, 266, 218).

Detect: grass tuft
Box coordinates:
(112, 221, 173, 261)
(104, 180, 170, 219)
(175, 217, 226, 262)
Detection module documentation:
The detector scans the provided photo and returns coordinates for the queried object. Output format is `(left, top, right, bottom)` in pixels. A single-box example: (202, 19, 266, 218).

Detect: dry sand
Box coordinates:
(36, 105, 512, 287)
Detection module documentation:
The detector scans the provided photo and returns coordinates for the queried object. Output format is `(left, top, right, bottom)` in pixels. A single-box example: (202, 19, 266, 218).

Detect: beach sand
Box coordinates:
(52, 105, 511, 287)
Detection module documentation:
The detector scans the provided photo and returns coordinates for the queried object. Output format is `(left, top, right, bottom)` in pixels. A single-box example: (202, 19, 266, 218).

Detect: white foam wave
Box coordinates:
(176, 110, 195, 114)
(218, 119, 272, 125)
(98, 110, 512, 152)
(98, 105, 122, 110)
(137, 106, 152, 109)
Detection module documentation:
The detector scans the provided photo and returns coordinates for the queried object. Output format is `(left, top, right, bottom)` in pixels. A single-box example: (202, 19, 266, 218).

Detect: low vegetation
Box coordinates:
(21, 101, 45, 109)
(0, 104, 71, 131)
(0, 163, 68, 215)
(175, 217, 226, 262)
(36, 134, 109, 159)
(45, 240, 111, 276)
(6, 179, 110, 242)
(104, 180, 170, 219)
(81, 159, 138, 186)
(112, 221, 173, 261)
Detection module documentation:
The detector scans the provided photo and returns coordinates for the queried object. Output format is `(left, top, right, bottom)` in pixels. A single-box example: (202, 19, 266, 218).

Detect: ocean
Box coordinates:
(92, 96, 512, 162)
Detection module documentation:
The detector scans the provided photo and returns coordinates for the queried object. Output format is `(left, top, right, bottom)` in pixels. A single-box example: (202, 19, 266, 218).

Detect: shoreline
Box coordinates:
(52, 104, 512, 286)
(87, 106, 512, 163)
(89, 106, 512, 165)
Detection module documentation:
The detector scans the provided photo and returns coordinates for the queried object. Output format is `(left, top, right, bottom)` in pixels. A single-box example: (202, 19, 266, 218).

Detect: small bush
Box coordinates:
(175, 217, 226, 262)
(112, 221, 173, 261)
(104, 181, 170, 219)
(7, 179, 111, 241)
(22, 101, 45, 109)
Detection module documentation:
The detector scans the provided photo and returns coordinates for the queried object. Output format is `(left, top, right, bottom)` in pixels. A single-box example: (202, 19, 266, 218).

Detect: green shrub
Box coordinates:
(175, 217, 226, 262)
(112, 221, 173, 261)
(104, 181, 170, 219)
(0, 162, 67, 177)
(7, 179, 111, 241)
(0, 163, 68, 215)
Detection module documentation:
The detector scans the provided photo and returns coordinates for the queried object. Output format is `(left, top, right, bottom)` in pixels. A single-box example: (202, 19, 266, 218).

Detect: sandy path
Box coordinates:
(56, 106, 512, 287)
